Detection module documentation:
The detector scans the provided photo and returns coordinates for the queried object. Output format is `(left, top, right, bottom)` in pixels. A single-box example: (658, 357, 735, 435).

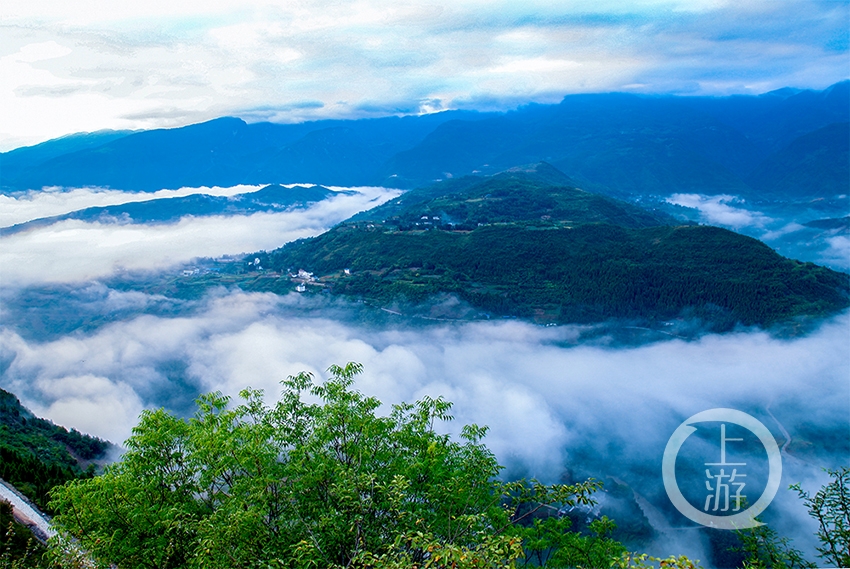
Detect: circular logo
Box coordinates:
(662, 408, 782, 530)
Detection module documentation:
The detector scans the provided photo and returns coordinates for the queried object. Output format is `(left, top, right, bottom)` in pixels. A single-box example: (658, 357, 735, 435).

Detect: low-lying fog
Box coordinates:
(666, 193, 849, 270)
(0, 185, 847, 566)
(0, 184, 399, 285)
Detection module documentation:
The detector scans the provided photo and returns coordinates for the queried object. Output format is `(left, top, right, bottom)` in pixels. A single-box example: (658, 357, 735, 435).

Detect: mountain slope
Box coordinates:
(746, 122, 849, 201)
(255, 128, 383, 186)
(355, 165, 673, 229)
(382, 93, 758, 195)
(0, 112, 493, 192)
(0, 389, 110, 510)
(678, 81, 850, 154)
(5, 117, 301, 191)
(0, 129, 135, 186)
(261, 223, 848, 327)
(250, 174, 849, 328)
(2, 83, 846, 196)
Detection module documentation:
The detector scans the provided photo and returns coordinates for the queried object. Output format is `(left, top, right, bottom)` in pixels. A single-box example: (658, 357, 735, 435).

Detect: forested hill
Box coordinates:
(261, 223, 849, 328)
(349, 163, 674, 229)
(252, 172, 850, 329)
(0, 389, 110, 511)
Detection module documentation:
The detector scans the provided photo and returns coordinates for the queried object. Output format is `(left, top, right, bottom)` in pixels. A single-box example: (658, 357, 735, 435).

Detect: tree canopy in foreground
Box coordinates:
(45, 363, 850, 569)
(47, 363, 672, 569)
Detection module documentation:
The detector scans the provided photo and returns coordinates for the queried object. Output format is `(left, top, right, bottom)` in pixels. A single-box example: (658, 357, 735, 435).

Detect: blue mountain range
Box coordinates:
(2, 82, 847, 200)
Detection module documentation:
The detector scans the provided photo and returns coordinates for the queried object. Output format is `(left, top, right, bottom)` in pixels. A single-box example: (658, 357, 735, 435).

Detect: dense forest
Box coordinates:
(350, 167, 674, 230)
(230, 171, 849, 329)
(253, 223, 848, 329)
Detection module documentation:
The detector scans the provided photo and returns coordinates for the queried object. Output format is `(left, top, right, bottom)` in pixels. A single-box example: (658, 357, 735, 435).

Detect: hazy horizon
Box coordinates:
(3, 79, 849, 154)
(2, 0, 848, 151)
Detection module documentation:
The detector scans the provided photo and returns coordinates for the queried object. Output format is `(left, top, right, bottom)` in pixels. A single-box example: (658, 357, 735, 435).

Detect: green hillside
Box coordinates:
(257, 222, 849, 327)
(0, 389, 109, 511)
(355, 164, 672, 229)
(241, 170, 849, 328)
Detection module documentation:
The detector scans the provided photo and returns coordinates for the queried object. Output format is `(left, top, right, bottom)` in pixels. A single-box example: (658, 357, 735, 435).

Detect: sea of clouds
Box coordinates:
(0, 184, 399, 285)
(0, 185, 847, 564)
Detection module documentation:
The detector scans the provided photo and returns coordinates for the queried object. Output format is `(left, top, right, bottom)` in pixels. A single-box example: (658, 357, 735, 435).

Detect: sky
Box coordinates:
(1, 0, 848, 151)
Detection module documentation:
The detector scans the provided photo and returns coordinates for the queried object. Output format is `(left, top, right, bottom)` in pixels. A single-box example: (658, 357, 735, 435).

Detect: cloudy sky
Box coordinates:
(1, 0, 848, 151)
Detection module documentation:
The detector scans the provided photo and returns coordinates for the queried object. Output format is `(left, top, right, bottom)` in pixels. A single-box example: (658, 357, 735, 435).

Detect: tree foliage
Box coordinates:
(791, 467, 850, 568)
(733, 522, 815, 569)
(35, 365, 849, 569)
(48, 363, 603, 569)
(0, 501, 46, 569)
(734, 467, 850, 569)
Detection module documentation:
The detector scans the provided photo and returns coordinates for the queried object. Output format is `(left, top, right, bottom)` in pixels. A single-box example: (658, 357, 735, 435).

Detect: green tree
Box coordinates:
(734, 467, 850, 569)
(733, 522, 815, 569)
(790, 467, 850, 568)
(514, 515, 626, 569)
(48, 363, 601, 569)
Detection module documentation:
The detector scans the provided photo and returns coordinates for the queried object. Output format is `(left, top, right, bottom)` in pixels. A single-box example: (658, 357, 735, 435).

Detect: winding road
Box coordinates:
(0, 478, 55, 543)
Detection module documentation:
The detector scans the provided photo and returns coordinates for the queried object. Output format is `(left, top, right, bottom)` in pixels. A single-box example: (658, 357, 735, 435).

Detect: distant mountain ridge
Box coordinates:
(0, 184, 342, 235)
(2, 82, 847, 200)
(746, 122, 850, 200)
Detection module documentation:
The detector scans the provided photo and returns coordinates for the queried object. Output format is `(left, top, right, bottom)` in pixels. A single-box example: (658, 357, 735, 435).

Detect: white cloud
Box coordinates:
(0, 186, 398, 285)
(0, 184, 269, 227)
(0, 289, 846, 560)
(14, 41, 72, 63)
(36, 374, 145, 439)
(760, 221, 807, 241)
(2, 288, 846, 467)
(490, 57, 583, 75)
(821, 235, 850, 267)
(667, 193, 771, 229)
(1, 0, 846, 150)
